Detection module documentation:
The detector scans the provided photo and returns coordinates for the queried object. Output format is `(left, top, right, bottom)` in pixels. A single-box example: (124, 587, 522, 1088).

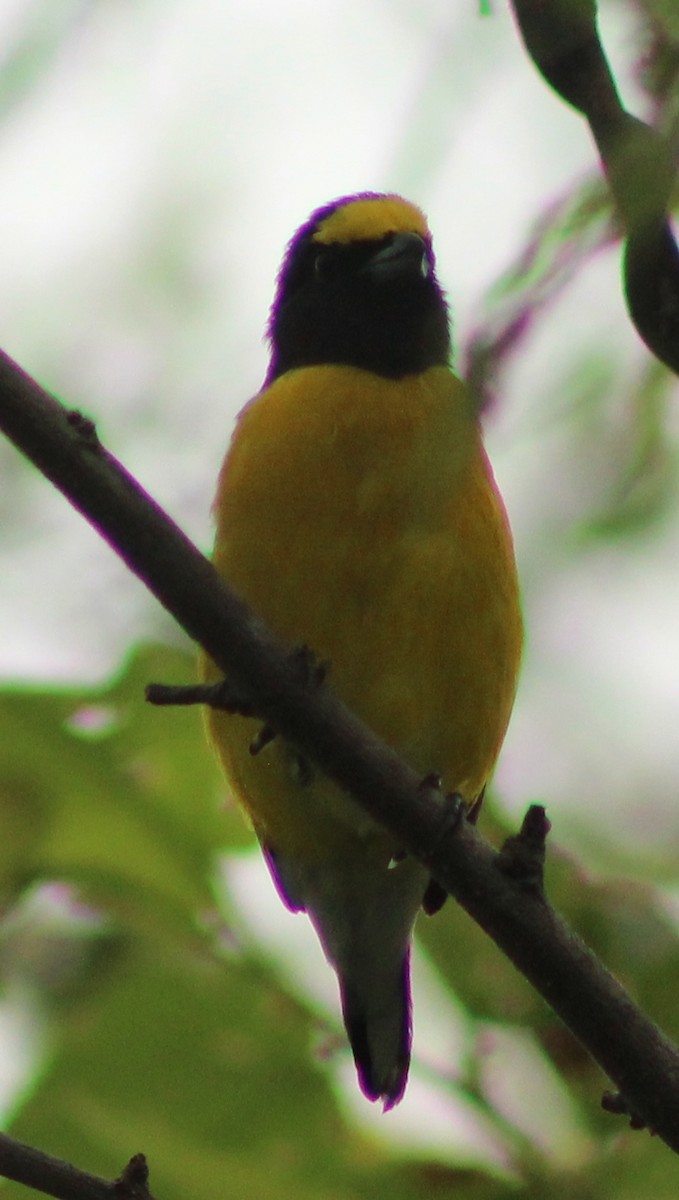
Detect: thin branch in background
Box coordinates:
(0, 1137, 155, 1200)
(510, 0, 679, 376)
(464, 177, 616, 411)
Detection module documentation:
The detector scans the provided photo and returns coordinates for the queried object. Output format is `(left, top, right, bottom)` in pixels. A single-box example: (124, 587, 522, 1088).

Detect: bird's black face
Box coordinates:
(265, 194, 452, 384)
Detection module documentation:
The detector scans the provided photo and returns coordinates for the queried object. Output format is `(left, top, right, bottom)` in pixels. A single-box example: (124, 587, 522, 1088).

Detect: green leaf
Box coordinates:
(4, 933, 512, 1200)
(0, 643, 251, 939)
(4, 936, 348, 1200)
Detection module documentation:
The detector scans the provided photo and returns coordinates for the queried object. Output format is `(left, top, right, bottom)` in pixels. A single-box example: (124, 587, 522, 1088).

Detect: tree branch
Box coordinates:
(510, 0, 679, 376)
(0, 1137, 155, 1200)
(2, 350, 679, 1156)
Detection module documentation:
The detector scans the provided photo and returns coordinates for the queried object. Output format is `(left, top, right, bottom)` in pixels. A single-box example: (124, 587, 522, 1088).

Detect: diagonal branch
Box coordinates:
(2, 348, 679, 1153)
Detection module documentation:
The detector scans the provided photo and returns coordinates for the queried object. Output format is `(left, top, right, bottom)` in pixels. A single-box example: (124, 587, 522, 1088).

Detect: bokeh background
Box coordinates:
(1, 1, 679, 1197)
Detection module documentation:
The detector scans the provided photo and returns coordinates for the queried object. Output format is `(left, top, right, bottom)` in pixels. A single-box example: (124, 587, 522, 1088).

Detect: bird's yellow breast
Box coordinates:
(203, 365, 521, 860)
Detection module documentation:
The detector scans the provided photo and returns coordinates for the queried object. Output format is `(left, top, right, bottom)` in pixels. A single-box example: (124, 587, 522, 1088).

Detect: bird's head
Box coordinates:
(266, 193, 451, 383)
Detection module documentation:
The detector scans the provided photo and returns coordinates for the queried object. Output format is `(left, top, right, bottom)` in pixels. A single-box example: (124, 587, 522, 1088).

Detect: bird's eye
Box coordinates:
(313, 248, 336, 282)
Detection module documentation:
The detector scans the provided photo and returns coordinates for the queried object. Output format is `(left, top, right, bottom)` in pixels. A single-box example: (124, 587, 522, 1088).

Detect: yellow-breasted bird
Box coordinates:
(202, 193, 522, 1108)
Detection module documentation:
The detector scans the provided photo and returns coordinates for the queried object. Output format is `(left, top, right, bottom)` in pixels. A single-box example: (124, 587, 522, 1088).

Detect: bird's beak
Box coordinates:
(362, 232, 430, 282)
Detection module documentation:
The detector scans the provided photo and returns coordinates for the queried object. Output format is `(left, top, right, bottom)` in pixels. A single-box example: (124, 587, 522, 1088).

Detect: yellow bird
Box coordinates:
(203, 193, 522, 1108)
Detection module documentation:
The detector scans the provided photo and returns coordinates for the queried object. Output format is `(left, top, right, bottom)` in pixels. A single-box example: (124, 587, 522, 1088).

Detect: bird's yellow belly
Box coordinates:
(203, 365, 522, 861)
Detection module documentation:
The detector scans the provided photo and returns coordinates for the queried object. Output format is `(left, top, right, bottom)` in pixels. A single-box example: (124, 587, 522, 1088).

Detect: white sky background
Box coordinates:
(0, 0, 677, 868)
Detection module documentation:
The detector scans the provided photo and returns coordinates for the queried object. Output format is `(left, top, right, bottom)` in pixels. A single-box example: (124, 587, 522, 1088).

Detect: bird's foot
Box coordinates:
(146, 642, 329, 763)
(417, 780, 471, 916)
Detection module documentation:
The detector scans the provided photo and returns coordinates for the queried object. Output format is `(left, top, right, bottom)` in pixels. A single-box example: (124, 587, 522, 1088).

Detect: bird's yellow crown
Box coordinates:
(312, 195, 430, 246)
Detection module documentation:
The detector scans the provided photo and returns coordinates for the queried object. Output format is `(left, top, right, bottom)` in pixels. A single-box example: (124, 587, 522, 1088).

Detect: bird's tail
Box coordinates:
(306, 855, 427, 1109)
(338, 944, 413, 1109)
(265, 846, 427, 1108)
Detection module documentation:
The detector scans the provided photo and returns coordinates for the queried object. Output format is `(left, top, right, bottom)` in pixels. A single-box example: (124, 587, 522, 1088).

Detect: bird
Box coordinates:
(201, 192, 522, 1109)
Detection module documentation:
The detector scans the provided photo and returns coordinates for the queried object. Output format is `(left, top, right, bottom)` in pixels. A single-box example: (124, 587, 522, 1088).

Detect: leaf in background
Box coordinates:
(0, 642, 250, 939)
(3, 930, 518, 1200)
(3, 936, 348, 1200)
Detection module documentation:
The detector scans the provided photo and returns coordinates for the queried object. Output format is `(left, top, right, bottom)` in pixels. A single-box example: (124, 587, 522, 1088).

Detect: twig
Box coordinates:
(2, 349, 679, 1153)
(0, 1137, 156, 1200)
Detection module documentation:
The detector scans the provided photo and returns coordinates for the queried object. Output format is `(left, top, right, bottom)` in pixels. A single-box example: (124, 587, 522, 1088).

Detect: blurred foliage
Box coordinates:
(465, 176, 617, 414)
(0, 644, 677, 1199)
(0, 1, 98, 119)
(635, 0, 679, 127)
(0, 644, 235, 940)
